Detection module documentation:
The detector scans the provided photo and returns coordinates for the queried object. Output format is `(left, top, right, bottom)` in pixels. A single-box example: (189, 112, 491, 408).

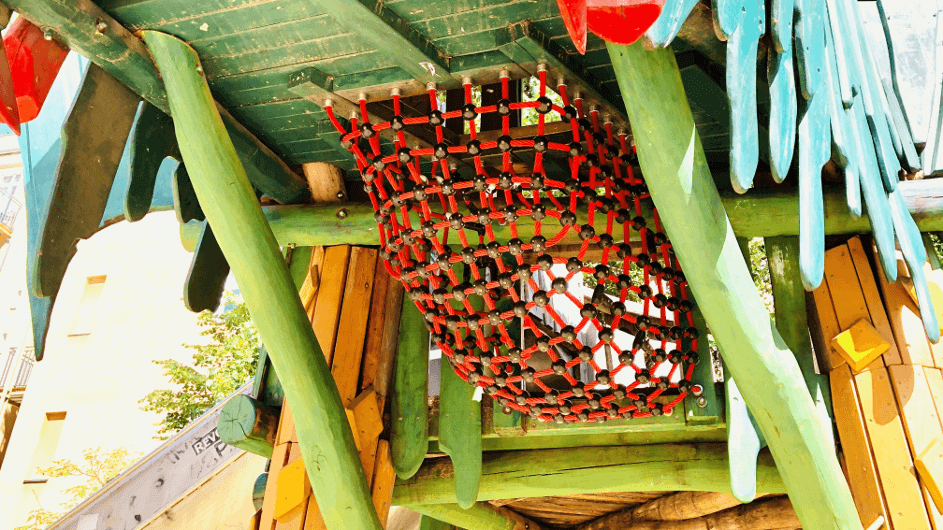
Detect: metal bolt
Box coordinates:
(664, 406, 674, 417)
(536, 62, 547, 72)
(426, 82, 437, 91)
(461, 76, 472, 86)
(696, 396, 707, 408)
(573, 90, 582, 100)
(43, 30, 54, 41)
(336, 208, 349, 219)
(95, 19, 108, 34)
(349, 109, 359, 120)
(692, 384, 704, 397)
(390, 88, 400, 97)
(324, 98, 333, 108)
(499, 69, 509, 79)
(336, 191, 345, 200)
(358, 92, 367, 102)
(557, 76, 565, 87)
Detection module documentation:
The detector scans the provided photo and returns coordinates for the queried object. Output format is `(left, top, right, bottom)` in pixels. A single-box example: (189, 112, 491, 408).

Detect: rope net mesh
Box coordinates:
(326, 71, 701, 423)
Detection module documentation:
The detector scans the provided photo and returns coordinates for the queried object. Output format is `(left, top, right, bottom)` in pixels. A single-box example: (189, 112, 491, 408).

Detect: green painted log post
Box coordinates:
(606, 42, 859, 530)
(412, 503, 541, 530)
(393, 443, 786, 505)
(391, 302, 430, 479)
(177, 180, 943, 250)
(218, 394, 278, 458)
(418, 515, 455, 530)
(143, 31, 381, 530)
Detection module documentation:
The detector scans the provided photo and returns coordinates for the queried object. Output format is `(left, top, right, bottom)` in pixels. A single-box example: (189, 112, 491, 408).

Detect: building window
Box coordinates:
(69, 275, 107, 337)
(24, 411, 67, 483)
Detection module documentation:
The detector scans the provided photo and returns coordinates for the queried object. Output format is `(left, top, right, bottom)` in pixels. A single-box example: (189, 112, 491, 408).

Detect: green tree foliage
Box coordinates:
(15, 447, 140, 530)
(140, 292, 261, 439)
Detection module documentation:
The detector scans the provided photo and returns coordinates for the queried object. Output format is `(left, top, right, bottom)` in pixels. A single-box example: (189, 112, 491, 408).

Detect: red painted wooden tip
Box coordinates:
(3, 17, 69, 128)
(557, 0, 665, 54)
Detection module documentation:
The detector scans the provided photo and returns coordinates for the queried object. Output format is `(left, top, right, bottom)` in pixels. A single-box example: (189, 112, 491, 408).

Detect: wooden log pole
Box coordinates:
(629, 491, 742, 521)
(606, 42, 859, 530)
(143, 31, 381, 530)
(178, 179, 943, 249)
(575, 496, 798, 530)
(411, 502, 544, 530)
(218, 394, 279, 458)
(392, 444, 786, 506)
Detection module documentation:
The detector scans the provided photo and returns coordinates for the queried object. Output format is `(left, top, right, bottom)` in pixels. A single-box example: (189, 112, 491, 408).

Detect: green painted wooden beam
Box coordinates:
(418, 515, 454, 530)
(606, 41, 859, 530)
(6, 0, 308, 203)
(143, 31, 381, 530)
(391, 302, 430, 480)
(308, 0, 451, 86)
(393, 443, 786, 506)
(218, 394, 278, 459)
(179, 179, 943, 250)
(412, 503, 543, 530)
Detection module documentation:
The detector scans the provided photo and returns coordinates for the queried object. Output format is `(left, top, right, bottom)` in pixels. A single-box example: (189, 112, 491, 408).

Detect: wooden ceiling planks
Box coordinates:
(500, 492, 667, 528)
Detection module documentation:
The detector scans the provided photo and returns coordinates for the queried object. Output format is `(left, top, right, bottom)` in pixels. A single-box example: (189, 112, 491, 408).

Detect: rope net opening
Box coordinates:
(326, 70, 701, 424)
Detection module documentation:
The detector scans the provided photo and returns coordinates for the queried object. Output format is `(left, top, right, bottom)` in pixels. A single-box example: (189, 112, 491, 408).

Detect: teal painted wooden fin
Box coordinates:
(795, 0, 825, 100)
(438, 352, 482, 509)
(184, 221, 230, 313)
(797, 94, 830, 290)
(767, 47, 797, 183)
(889, 191, 940, 342)
(33, 62, 139, 299)
(853, 106, 897, 284)
(644, 0, 701, 48)
(825, 0, 855, 108)
(126, 101, 180, 222)
(880, 77, 922, 172)
(726, 374, 766, 502)
(770, 0, 796, 53)
(711, 0, 746, 41)
(726, 0, 764, 193)
(172, 163, 204, 224)
(391, 302, 431, 480)
(823, 18, 861, 218)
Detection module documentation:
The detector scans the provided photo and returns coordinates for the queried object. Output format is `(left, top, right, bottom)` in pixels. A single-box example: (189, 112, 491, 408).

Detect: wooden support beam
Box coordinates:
(412, 502, 544, 530)
(393, 444, 786, 506)
(575, 496, 798, 530)
(179, 180, 943, 250)
(628, 491, 742, 521)
(6, 0, 307, 202)
(218, 395, 279, 459)
(143, 31, 381, 530)
(606, 42, 859, 530)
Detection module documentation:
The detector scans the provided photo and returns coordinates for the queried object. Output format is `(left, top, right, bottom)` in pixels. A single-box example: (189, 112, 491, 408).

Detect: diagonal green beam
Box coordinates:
(5, 0, 308, 204)
(606, 42, 860, 530)
(310, 0, 451, 85)
(143, 30, 381, 530)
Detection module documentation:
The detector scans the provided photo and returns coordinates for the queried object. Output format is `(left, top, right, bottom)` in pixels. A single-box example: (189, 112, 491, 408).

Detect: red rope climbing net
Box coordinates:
(326, 69, 700, 423)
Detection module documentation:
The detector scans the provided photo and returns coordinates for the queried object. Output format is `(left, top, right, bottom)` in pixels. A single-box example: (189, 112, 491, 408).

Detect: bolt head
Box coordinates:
(336, 208, 349, 219)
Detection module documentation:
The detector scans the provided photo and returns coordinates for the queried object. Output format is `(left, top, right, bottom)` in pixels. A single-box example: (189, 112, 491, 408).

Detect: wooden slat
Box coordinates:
(360, 257, 393, 393)
(848, 237, 903, 365)
(275, 444, 309, 530)
(330, 247, 379, 405)
(809, 278, 845, 372)
(855, 367, 931, 529)
(304, 247, 326, 321)
(823, 243, 885, 371)
(372, 440, 396, 527)
(260, 442, 292, 530)
(347, 387, 384, 484)
(829, 364, 888, 527)
(874, 252, 936, 367)
(277, 402, 298, 446)
(311, 245, 351, 363)
(889, 365, 943, 528)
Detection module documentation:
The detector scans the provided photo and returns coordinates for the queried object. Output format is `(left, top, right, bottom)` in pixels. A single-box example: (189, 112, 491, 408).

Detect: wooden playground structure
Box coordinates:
(6, 0, 943, 528)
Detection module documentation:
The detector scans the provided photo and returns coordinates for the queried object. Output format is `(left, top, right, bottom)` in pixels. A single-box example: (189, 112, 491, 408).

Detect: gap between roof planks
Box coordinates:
(645, 0, 939, 341)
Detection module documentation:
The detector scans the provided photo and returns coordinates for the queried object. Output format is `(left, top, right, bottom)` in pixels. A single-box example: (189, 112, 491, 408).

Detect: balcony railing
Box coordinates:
(0, 345, 33, 392)
(0, 186, 21, 230)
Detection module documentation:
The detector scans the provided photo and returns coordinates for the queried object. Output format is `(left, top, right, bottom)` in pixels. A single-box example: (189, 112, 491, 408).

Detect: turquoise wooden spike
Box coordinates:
(823, 19, 862, 218)
(644, 0, 701, 48)
(712, 0, 746, 41)
(767, 34, 797, 182)
(726, 373, 766, 502)
(770, 0, 796, 53)
(825, 0, 855, 108)
(798, 93, 830, 290)
(726, 0, 764, 193)
(881, 76, 922, 172)
(851, 97, 898, 283)
(126, 101, 179, 222)
(795, 0, 825, 100)
(890, 190, 941, 342)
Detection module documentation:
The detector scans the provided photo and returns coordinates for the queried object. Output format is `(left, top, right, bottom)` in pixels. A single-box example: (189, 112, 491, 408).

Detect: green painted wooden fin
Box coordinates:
(143, 30, 381, 530)
(391, 302, 431, 479)
(798, 92, 830, 290)
(418, 515, 454, 530)
(725, 373, 765, 502)
(711, 0, 745, 41)
(438, 353, 482, 509)
(766, 237, 834, 446)
(889, 191, 940, 342)
(126, 101, 179, 222)
(184, 221, 230, 313)
(413, 504, 514, 530)
(644, 0, 701, 48)
(726, 0, 764, 193)
(218, 394, 278, 459)
(33, 62, 139, 299)
(253, 473, 267, 511)
(607, 40, 861, 530)
(172, 163, 204, 224)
